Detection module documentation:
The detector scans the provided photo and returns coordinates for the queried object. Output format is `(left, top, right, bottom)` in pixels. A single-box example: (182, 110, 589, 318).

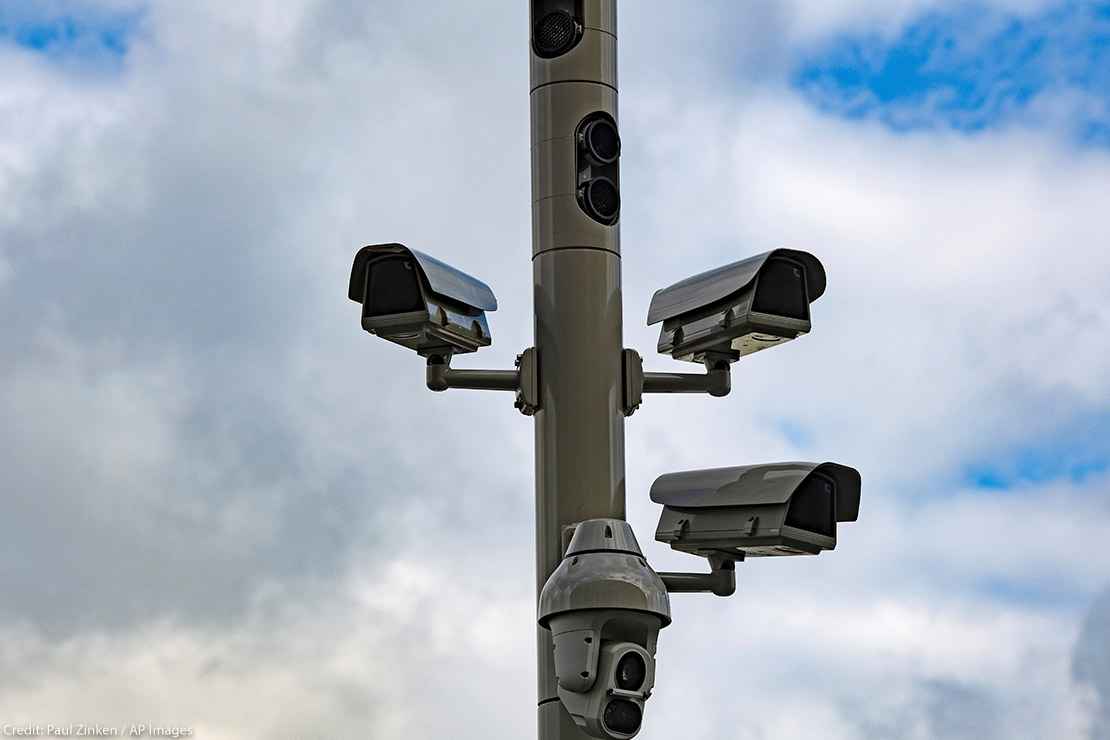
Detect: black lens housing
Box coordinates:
(784, 472, 836, 537)
(615, 652, 646, 691)
(579, 177, 620, 225)
(575, 112, 621, 226)
(364, 257, 424, 317)
(603, 699, 643, 735)
(752, 257, 810, 320)
(580, 118, 621, 165)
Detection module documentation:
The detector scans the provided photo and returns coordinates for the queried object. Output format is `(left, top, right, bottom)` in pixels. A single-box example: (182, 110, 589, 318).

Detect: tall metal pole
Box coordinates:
(342, 4, 861, 736)
(530, 2, 622, 738)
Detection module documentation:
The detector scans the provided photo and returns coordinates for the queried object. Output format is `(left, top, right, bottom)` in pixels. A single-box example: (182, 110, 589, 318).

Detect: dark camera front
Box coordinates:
(363, 257, 425, 318)
(603, 699, 642, 735)
(784, 473, 835, 537)
(615, 652, 647, 691)
(752, 257, 809, 320)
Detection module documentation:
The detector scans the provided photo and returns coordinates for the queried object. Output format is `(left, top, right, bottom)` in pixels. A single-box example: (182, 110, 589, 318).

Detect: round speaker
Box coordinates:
(533, 10, 580, 57)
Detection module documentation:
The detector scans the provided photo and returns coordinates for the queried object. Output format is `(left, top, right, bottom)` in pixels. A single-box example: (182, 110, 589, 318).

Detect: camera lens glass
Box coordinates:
(534, 11, 578, 56)
(752, 257, 808, 320)
(615, 652, 646, 691)
(583, 119, 620, 164)
(365, 257, 423, 316)
(603, 699, 642, 735)
(583, 178, 620, 223)
(784, 473, 835, 537)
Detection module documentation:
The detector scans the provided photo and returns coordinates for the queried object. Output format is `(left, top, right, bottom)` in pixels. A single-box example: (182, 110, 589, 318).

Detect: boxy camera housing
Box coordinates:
(652, 462, 861, 558)
(539, 519, 670, 740)
(348, 243, 497, 358)
(647, 248, 826, 364)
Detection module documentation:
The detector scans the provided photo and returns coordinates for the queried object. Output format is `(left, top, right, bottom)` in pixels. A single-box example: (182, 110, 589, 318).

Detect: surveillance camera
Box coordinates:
(539, 519, 671, 739)
(652, 462, 861, 558)
(647, 248, 827, 364)
(348, 243, 497, 358)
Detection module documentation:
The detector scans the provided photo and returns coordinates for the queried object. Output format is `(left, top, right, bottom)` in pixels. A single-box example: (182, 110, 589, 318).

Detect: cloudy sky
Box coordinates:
(1, 0, 1108, 738)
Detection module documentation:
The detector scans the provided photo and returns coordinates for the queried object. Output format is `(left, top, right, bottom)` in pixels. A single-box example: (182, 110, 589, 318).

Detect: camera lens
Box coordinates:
(581, 118, 621, 164)
(581, 177, 620, 224)
(365, 257, 423, 316)
(534, 11, 578, 57)
(603, 699, 642, 735)
(752, 257, 808, 320)
(784, 473, 835, 537)
(615, 652, 646, 691)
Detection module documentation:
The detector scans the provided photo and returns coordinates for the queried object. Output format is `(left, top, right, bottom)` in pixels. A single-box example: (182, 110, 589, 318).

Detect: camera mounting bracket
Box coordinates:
(657, 554, 739, 597)
(425, 348, 540, 416)
(621, 349, 732, 416)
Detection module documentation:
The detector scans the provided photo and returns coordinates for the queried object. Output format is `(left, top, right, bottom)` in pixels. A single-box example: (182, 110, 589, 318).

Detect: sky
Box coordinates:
(0, 0, 1108, 738)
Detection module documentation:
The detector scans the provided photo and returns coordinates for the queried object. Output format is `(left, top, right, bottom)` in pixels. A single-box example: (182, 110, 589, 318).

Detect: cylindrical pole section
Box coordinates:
(529, 2, 622, 738)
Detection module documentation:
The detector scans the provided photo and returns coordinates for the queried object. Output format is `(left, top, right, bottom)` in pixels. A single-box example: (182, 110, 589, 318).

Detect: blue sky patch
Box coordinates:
(963, 413, 1110, 490)
(0, 5, 141, 61)
(775, 418, 815, 450)
(793, 2, 1110, 143)
(978, 574, 1089, 609)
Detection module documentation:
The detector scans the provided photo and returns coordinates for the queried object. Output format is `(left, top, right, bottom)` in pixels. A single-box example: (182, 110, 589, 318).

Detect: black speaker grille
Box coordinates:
(534, 11, 577, 56)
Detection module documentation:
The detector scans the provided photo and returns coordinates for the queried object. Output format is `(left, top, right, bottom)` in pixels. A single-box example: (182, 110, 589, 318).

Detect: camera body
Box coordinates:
(538, 519, 670, 739)
(348, 243, 497, 357)
(652, 462, 861, 558)
(648, 248, 827, 364)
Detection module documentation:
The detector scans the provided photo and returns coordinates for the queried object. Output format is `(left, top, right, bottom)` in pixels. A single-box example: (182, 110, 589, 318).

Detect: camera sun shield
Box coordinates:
(348, 243, 497, 357)
(652, 462, 861, 558)
(647, 248, 826, 364)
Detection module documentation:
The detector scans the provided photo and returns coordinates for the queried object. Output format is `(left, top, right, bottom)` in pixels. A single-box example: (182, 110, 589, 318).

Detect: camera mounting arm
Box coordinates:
(657, 554, 738, 597)
(622, 350, 732, 415)
(425, 348, 541, 415)
(643, 362, 731, 396)
(426, 354, 518, 392)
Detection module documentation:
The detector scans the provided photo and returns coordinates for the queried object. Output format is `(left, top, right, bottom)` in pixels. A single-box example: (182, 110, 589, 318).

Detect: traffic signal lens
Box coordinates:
(534, 11, 578, 57)
(615, 652, 646, 691)
(603, 699, 642, 735)
(583, 177, 620, 223)
(365, 257, 424, 317)
(583, 119, 621, 164)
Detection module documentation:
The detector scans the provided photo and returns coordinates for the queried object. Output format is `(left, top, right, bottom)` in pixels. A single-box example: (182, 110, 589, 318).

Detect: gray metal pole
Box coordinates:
(530, 2, 622, 738)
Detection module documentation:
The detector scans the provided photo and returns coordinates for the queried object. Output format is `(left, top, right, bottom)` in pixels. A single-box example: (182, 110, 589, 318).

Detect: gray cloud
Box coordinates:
(0, 0, 537, 635)
(846, 679, 1000, 739)
(1075, 586, 1110, 739)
